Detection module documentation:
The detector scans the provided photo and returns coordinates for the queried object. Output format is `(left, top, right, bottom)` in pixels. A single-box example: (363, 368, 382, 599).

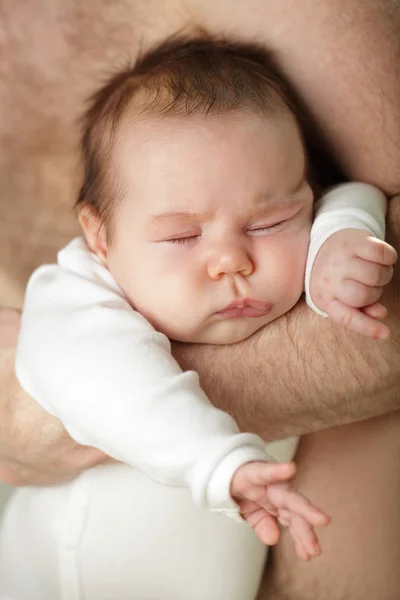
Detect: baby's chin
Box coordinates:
(171, 315, 275, 345)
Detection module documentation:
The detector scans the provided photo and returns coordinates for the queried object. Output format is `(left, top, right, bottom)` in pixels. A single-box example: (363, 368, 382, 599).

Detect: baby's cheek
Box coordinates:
(148, 289, 199, 341)
(280, 240, 308, 302)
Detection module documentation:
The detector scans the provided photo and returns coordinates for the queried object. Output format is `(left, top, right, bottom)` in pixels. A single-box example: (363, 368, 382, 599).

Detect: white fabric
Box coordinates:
(16, 238, 272, 519)
(0, 463, 268, 600)
(0, 434, 296, 599)
(305, 182, 387, 316)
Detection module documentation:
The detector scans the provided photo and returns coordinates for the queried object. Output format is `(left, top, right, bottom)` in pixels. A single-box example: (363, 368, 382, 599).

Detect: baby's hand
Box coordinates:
(230, 461, 330, 561)
(310, 229, 397, 339)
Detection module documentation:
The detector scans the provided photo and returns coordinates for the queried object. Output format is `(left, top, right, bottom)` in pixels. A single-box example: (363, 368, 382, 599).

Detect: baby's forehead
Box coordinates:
(114, 100, 297, 150)
(111, 105, 305, 187)
(111, 110, 307, 215)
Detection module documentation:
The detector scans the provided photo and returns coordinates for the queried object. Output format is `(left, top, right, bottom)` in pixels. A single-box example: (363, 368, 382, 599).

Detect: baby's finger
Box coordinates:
(280, 493, 330, 527)
(266, 485, 330, 527)
(279, 510, 317, 561)
(327, 300, 390, 339)
(278, 510, 321, 560)
(362, 303, 387, 320)
(355, 237, 398, 266)
(290, 515, 322, 559)
(345, 258, 393, 287)
(278, 508, 292, 522)
(242, 506, 281, 546)
(231, 463, 296, 502)
(291, 528, 311, 561)
(276, 510, 310, 560)
(244, 462, 296, 487)
(277, 508, 292, 527)
(335, 279, 382, 308)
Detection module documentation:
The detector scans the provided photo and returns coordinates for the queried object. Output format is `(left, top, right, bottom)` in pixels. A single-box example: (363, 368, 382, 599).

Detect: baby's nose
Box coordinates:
(207, 246, 253, 280)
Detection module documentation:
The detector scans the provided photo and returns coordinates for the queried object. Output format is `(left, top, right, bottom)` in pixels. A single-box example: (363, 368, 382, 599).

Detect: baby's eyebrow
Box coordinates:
(150, 211, 211, 225)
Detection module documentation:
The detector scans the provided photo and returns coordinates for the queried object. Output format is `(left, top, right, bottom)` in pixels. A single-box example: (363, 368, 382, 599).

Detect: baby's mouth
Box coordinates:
(216, 298, 272, 319)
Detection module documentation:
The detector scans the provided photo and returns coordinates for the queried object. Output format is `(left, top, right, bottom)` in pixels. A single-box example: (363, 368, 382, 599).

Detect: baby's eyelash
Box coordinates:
(255, 224, 278, 231)
(248, 221, 284, 233)
(166, 236, 199, 245)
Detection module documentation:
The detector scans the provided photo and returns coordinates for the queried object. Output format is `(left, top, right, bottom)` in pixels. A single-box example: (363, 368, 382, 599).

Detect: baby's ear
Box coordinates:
(78, 205, 108, 266)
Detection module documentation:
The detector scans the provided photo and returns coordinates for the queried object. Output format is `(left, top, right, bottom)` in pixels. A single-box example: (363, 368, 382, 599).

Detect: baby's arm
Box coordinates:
(306, 183, 397, 338)
(15, 238, 273, 515)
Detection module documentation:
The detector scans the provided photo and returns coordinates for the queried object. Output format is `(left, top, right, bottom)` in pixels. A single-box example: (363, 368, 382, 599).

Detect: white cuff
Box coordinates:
(206, 444, 275, 521)
(305, 183, 387, 317)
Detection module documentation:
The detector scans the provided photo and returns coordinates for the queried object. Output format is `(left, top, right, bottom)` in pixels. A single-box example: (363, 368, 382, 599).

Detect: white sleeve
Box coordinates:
(16, 238, 273, 516)
(305, 182, 387, 316)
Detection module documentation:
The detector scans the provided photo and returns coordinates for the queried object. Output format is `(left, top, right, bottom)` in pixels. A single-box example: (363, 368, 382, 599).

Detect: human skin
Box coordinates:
(1, 1, 400, 599)
(90, 112, 314, 345)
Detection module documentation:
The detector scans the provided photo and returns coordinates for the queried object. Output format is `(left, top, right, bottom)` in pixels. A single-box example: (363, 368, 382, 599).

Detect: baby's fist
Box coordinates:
(310, 229, 397, 338)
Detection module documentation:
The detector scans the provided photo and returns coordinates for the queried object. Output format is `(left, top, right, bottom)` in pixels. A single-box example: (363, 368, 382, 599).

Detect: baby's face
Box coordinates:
(104, 110, 314, 344)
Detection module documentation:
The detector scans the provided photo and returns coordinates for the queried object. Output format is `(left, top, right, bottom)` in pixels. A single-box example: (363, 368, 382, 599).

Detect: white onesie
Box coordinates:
(0, 182, 387, 600)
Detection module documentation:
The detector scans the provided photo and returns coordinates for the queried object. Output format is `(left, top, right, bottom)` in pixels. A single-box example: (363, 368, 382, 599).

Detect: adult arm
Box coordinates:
(173, 0, 400, 440)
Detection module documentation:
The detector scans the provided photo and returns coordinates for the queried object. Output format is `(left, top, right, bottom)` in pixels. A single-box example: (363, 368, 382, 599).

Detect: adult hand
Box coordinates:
(0, 308, 107, 486)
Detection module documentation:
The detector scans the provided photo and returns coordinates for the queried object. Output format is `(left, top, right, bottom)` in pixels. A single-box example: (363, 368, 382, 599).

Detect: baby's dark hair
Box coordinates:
(76, 36, 302, 229)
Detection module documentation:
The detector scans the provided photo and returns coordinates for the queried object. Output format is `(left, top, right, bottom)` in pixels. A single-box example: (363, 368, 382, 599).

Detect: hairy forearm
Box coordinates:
(173, 197, 400, 440)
